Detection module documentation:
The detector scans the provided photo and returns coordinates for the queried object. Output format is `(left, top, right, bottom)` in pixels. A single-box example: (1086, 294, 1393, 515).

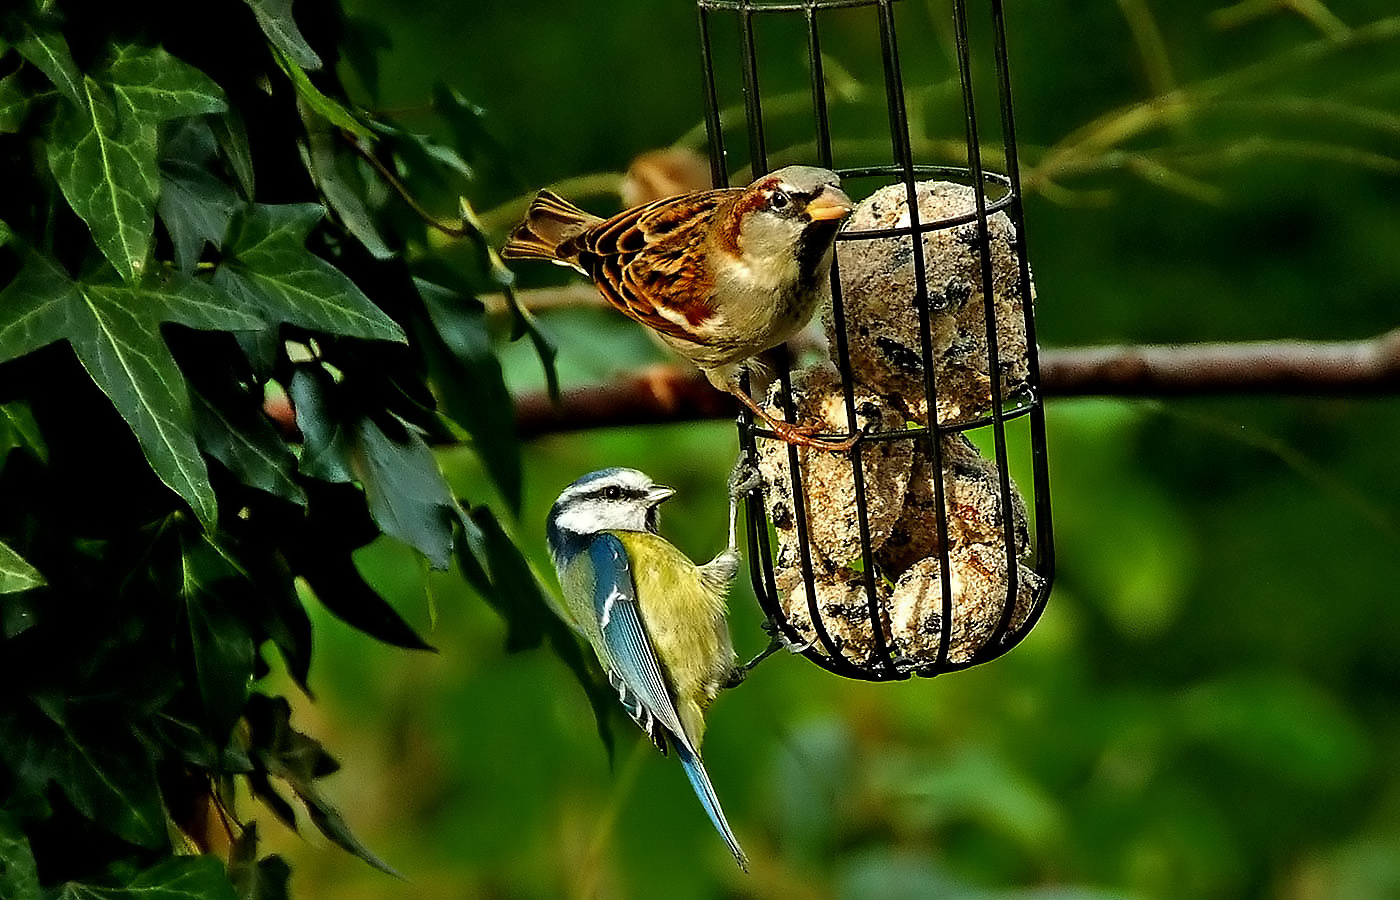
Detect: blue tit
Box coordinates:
(546, 467, 748, 870)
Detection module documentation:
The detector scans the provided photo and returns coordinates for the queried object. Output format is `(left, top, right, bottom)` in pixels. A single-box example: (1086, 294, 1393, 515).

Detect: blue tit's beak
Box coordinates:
(646, 485, 676, 506)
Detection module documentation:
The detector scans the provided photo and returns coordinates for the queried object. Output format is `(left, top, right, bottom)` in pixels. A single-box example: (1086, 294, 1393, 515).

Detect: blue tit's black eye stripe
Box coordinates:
(582, 483, 649, 503)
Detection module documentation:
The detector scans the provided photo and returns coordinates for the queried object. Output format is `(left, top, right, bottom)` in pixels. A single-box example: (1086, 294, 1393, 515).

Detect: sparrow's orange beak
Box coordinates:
(806, 186, 854, 222)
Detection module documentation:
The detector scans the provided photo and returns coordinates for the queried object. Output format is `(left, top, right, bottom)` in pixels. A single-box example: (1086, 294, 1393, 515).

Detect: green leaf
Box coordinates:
(229, 824, 291, 900)
(301, 792, 400, 878)
(0, 401, 48, 465)
(458, 197, 560, 398)
(0, 541, 45, 594)
(0, 72, 36, 133)
(297, 540, 433, 650)
(0, 252, 265, 530)
(45, 46, 226, 281)
(468, 507, 562, 654)
(0, 219, 10, 248)
(416, 278, 521, 510)
(192, 387, 306, 506)
(281, 477, 434, 650)
(48, 77, 160, 281)
(288, 367, 355, 483)
(242, 0, 324, 70)
(15, 23, 84, 109)
(0, 810, 41, 900)
(352, 416, 457, 570)
(213, 204, 405, 342)
(158, 120, 242, 272)
(105, 45, 227, 124)
(211, 106, 256, 200)
(305, 124, 393, 260)
(271, 48, 372, 139)
(54, 855, 240, 900)
(0, 703, 167, 849)
(180, 534, 257, 735)
(244, 695, 397, 876)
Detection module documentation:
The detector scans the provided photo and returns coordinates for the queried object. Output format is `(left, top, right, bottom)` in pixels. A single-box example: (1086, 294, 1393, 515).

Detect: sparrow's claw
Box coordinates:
(767, 419, 858, 452)
(727, 384, 858, 452)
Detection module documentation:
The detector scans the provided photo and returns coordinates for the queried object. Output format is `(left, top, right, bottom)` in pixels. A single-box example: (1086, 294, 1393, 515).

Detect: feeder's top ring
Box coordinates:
(698, 0, 899, 11)
(835, 166, 1016, 241)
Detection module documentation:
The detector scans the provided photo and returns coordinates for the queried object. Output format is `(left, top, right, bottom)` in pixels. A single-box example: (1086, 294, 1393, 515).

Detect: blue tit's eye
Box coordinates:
(770, 189, 791, 211)
(603, 486, 623, 500)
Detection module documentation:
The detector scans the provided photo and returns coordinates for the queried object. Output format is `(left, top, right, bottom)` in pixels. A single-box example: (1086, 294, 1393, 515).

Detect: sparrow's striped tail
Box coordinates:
(675, 740, 749, 871)
(500, 190, 600, 267)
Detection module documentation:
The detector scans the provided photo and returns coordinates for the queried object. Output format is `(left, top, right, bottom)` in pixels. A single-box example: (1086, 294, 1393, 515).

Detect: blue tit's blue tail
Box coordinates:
(674, 740, 749, 871)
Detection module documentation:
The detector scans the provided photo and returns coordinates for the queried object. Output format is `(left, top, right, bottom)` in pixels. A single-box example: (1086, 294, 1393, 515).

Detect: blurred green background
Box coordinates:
(260, 1, 1400, 898)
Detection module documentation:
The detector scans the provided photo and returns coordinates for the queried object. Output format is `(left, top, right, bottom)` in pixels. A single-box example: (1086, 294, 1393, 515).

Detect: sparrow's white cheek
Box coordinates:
(733, 214, 807, 290)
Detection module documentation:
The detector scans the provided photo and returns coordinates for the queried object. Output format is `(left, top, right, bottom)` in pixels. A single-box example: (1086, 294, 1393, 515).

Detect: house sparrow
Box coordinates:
(503, 165, 855, 448)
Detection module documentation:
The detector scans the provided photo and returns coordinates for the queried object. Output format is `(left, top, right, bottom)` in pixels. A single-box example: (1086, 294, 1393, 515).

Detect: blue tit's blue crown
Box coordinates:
(546, 467, 661, 563)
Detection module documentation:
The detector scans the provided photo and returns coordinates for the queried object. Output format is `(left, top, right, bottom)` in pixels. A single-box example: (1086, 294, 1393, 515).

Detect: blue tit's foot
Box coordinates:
(723, 636, 782, 689)
(728, 451, 763, 501)
(700, 548, 740, 588)
(724, 619, 803, 689)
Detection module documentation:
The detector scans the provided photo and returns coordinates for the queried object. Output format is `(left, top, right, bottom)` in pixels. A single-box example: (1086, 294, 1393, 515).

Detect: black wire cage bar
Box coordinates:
(697, 0, 1055, 681)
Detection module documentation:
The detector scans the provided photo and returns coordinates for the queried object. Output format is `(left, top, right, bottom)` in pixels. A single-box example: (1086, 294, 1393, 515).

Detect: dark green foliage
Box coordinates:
(0, 0, 554, 896)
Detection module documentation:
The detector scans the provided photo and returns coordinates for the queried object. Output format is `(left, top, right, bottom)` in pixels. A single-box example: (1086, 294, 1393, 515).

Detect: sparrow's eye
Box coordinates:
(769, 189, 792, 211)
(603, 485, 623, 500)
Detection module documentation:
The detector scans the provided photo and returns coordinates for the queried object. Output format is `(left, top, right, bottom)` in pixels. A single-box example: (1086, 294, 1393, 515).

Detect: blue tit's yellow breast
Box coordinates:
(612, 531, 735, 735)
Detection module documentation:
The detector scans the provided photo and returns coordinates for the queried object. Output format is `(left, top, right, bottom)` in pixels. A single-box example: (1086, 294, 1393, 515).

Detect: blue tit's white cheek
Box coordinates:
(553, 498, 652, 536)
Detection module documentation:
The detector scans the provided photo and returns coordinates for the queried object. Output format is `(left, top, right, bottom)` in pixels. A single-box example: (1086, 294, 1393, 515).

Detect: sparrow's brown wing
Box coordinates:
(566, 189, 736, 342)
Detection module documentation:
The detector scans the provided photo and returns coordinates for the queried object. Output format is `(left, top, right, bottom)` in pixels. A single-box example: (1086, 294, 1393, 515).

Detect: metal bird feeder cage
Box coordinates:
(697, 0, 1053, 680)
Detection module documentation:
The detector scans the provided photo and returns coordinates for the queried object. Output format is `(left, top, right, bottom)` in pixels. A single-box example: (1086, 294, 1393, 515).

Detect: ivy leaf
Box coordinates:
(352, 416, 457, 570)
(245, 695, 398, 876)
(180, 534, 257, 736)
(213, 204, 405, 342)
(288, 366, 355, 483)
(0, 401, 47, 465)
(105, 45, 227, 124)
(294, 522, 434, 651)
(0, 251, 265, 530)
(0, 72, 36, 133)
(159, 119, 241, 273)
(0, 541, 45, 594)
(48, 78, 161, 281)
(242, 0, 323, 70)
(191, 387, 306, 506)
(53, 855, 240, 900)
(276, 472, 433, 650)
(0, 701, 167, 849)
(212, 107, 256, 200)
(15, 23, 84, 109)
(306, 124, 394, 260)
(229, 824, 291, 900)
(0, 810, 41, 900)
(416, 278, 521, 510)
(46, 46, 226, 281)
(271, 48, 372, 139)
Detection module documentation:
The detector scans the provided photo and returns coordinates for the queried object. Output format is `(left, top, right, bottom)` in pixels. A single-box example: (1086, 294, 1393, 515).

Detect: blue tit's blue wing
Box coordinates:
(586, 532, 749, 871)
(586, 533, 691, 750)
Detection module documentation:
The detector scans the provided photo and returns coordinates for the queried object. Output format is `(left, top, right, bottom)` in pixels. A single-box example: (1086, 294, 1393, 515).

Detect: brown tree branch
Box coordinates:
(513, 329, 1400, 438)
